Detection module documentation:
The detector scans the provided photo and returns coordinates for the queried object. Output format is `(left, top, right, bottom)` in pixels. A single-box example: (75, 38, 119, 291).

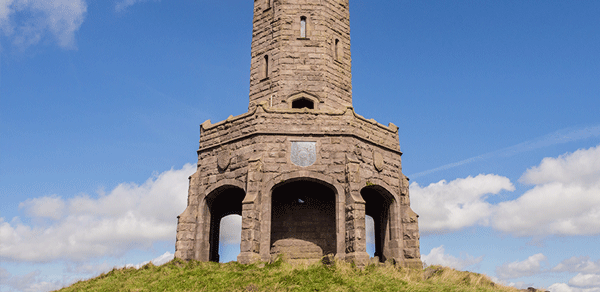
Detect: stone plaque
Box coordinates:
(291, 141, 316, 167)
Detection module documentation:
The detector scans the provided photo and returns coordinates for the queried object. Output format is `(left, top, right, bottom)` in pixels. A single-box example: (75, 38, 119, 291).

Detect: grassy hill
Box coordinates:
(57, 257, 528, 292)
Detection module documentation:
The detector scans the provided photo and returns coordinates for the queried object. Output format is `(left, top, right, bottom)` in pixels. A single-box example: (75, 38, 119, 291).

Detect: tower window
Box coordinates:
(292, 98, 314, 109)
(300, 17, 307, 38)
(335, 38, 340, 60)
(262, 54, 269, 79)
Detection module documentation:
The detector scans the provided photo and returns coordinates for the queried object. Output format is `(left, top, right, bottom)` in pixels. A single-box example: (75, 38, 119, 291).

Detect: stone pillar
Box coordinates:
(193, 200, 211, 262)
(344, 154, 370, 266)
(174, 206, 197, 261)
(237, 155, 263, 264)
(402, 206, 422, 268)
(400, 175, 422, 268)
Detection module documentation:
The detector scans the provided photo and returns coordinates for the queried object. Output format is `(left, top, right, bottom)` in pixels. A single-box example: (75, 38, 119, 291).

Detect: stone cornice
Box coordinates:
(197, 102, 403, 155)
(201, 102, 399, 133)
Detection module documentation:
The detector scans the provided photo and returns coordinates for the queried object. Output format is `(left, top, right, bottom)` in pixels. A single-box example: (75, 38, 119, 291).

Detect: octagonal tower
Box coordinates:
(175, 0, 422, 268)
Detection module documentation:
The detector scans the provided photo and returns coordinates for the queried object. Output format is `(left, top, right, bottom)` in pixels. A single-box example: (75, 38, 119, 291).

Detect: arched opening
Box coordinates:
(270, 179, 336, 261)
(218, 214, 242, 262)
(300, 16, 307, 38)
(361, 186, 393, 262)
(206, 186, 245, 262)
(291, 97, 314, 109)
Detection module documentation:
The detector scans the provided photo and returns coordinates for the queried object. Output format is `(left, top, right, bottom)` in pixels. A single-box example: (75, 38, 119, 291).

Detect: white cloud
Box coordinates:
(570, 274, 600, 288)
(495, 253, 547, 280)
(0, 164, 195, 262)
(421, 245, 483, 270)
(0, 269, 64, 292)
(520, 144, 600, 187)
(1, 0, 14, 25)
(549, 282, 600, 292)
(553, 257, 600, 274)
(19, 195, 65, 220)
(64, 261, 114, 276)
(115, 0, 158, 12)
(410, 174, 514, 233)
(1, 0, 87, 49)
(493, 145, 600, 236)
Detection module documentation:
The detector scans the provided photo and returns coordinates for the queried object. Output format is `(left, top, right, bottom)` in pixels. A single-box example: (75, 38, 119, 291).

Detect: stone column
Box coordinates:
(237, 155, 263, 264)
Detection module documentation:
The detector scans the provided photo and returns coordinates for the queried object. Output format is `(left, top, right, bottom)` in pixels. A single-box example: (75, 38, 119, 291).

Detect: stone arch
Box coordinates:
(204, 184, 246, 262)
(285, 91, 321, 110)
(360, 181, 399, 263)
(203, 179, 246, 198)
(262, 171, 345, 260)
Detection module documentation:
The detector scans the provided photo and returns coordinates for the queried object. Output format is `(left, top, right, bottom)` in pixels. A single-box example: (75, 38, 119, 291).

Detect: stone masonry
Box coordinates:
(175, 0, 422, 268)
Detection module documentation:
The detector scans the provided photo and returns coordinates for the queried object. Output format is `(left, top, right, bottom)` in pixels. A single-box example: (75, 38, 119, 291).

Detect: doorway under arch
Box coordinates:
(361, 185, 394, 262)
(205, 186, 245, 262)
(270, 179, 336, 260)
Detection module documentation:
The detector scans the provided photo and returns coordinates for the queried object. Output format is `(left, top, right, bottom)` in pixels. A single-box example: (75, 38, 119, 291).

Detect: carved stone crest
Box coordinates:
(373, 151, 384, 172)
(217, 148, 231, 170)
(291, 141, 316, 167)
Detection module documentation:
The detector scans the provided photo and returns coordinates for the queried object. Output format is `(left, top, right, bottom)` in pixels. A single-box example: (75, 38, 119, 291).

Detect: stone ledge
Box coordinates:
(201, 102, 399, 134)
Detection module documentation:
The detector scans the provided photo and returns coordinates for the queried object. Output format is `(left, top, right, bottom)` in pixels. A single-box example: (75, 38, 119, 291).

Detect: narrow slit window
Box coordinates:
(263, 55, 269, 79)
(300, 17, 307, 38)
(335, 39, 340, 60)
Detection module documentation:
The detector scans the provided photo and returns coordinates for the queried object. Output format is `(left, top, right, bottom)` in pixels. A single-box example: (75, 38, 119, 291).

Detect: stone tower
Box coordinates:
(175, 0, 422, 268)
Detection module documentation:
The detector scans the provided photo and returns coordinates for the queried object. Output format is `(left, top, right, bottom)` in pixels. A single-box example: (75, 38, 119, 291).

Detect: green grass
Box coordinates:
(57, 258, 522, 292)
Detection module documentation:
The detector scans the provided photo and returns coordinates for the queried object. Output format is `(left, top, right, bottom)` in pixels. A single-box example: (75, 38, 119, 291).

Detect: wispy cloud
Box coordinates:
(410, 125, 600, 178)
(1, 0, 87, 50)
(115, 0, 159, 12)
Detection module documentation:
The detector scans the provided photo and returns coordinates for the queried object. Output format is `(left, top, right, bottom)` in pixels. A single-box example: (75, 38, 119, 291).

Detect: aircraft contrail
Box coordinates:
(409, 124, 600, 179)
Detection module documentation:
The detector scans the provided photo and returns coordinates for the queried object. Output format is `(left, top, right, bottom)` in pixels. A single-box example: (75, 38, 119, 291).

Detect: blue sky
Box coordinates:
(1, 0, 600, 291)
